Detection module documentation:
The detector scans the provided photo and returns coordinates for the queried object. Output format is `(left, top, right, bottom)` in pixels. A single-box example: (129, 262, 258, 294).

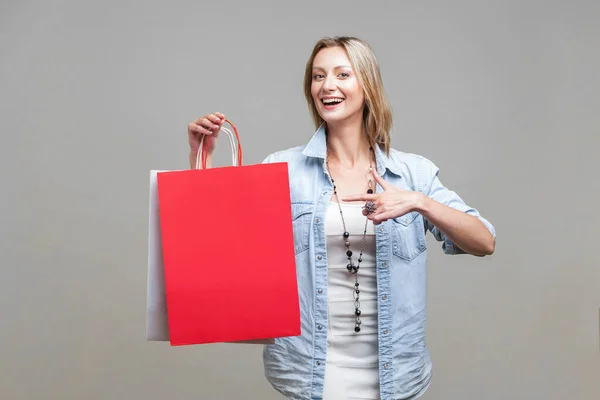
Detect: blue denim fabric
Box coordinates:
(261, 124, 495, 400)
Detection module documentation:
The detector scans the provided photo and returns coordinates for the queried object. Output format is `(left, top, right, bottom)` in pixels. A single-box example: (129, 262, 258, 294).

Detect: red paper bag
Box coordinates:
(156, 120, 300, 346)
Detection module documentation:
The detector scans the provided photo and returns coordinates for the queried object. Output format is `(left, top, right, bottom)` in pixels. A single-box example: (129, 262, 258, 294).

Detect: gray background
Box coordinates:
(1, 0, 599, 399)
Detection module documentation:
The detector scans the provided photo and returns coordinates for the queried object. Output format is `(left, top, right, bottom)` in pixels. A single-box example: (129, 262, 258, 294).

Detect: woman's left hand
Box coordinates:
(341, 169, 425, 224)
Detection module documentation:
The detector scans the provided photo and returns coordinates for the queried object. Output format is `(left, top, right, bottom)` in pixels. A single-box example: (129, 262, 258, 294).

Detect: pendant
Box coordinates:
(346, 262, 358, 274)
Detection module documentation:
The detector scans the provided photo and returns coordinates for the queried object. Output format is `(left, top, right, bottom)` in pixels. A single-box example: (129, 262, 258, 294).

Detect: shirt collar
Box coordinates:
(301, 122, 402, 177)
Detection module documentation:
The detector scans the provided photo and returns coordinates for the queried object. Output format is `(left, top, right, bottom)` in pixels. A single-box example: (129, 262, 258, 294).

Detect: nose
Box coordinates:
(323, 74, 336, 91)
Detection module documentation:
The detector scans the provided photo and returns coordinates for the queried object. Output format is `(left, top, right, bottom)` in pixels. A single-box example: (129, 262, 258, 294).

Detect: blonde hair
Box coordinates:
(303, 36, 393, 155)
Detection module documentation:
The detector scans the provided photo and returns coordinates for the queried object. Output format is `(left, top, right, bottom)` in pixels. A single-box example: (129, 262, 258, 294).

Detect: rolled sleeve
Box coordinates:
(419, 157, 496, 255)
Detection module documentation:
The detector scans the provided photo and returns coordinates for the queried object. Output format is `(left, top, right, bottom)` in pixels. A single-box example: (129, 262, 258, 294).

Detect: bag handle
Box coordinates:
(195, 119, 243, 170)
(195, 125, 237, 169)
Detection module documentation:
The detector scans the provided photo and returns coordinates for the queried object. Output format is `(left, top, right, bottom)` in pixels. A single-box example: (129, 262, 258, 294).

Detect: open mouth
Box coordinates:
(321, 98, 345, 107)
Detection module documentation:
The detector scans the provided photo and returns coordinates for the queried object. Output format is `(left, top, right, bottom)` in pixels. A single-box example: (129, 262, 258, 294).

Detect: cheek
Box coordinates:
(354, 85, 365, 103)
(345, 82, 364, 103)
(348, 90, 365, 108)
(311, 84, 320, 102)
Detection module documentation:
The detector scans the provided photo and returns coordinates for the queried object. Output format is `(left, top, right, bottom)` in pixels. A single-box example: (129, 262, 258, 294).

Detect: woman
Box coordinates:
(187, 37, 495, 400)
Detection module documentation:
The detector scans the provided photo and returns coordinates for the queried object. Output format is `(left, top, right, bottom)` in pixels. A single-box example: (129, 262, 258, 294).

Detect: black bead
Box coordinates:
(355, 289, 360, 294)
(358, 258, 362, 263)
(355, 309, 361, 316)
(355, 326, 361, 333)
(343, 232, 349, 238)
(346, 250, 352, 257)
(367, 189, 373, 194)
(355, 282, 359, 287)
(347, 264, 353, 272)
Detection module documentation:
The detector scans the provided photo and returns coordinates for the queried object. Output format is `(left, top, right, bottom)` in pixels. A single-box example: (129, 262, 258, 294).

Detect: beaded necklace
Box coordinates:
(325, 147, 375, 333)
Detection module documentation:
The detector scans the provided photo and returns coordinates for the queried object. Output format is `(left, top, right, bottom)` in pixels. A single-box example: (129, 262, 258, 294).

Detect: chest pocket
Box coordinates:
(291, 202, 313, 255)
(391, 211, 427, 261)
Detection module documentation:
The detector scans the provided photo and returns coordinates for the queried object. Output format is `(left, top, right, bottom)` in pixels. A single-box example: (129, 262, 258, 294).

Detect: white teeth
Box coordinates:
(322, 98, 344, 104)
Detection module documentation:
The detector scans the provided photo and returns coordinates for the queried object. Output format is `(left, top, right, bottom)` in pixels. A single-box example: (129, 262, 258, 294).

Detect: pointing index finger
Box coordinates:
(341, 193, 378, 202)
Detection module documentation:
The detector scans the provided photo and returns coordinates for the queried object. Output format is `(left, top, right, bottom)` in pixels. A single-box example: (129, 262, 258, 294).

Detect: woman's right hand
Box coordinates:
(188, 112, 226, 156)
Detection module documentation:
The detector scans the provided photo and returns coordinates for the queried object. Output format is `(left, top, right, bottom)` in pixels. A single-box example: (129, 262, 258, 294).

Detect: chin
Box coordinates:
(318, 108, 361, 126)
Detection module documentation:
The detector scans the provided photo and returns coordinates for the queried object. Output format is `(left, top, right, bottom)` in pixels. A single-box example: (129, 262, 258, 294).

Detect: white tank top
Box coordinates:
(322, 201, 380, 400)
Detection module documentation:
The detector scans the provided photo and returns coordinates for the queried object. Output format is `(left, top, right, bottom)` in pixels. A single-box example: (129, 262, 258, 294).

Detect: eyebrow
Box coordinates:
(312, 65, 352, 71)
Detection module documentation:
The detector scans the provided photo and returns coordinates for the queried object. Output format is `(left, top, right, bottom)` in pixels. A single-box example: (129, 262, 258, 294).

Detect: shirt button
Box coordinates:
(316, 361, 322, 366)
(382, 295, 387, 300)
(315, 218, 320, 223)
(383, 329, 388, 335)
(381, 261, 387, 268)
(383, 363, 389, 369)
(317, 324, 322, 330)
(322, 191, 327, 196)
(379, 226, 384, 232)
(317, 289, 323, 294)
(317, 255, 322, 260)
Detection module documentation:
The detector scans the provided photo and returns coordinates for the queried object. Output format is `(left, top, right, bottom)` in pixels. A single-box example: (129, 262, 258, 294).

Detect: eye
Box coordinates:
(339, 72, 350, 78)
(312, 73, 325, 80)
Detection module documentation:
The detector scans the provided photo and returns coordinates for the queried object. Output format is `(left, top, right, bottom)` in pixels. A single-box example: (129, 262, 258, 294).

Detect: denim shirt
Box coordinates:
(261, 124, 496, 400)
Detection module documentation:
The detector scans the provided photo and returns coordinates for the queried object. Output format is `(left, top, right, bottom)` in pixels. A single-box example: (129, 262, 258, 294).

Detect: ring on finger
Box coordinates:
(363, 200, 377, 214)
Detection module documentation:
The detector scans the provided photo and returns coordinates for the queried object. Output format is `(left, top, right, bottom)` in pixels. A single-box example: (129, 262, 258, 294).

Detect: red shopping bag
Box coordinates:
(156, 120, 300, 346)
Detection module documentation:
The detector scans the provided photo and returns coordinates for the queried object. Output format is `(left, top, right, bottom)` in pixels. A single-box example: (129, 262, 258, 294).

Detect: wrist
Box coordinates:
(413, 192, 431, 215)
(189, 148, 211, 168)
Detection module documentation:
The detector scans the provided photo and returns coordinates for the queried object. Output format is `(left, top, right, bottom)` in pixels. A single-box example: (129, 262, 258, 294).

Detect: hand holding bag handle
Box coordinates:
(195, 119, 243, 170)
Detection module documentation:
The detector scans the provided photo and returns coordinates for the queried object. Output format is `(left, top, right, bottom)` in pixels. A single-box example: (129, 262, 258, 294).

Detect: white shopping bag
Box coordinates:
(146, 169, 170, 341)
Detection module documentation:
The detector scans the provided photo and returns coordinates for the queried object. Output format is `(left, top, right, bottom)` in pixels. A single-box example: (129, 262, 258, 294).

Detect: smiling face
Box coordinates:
(303, 36, 394, 155)
(310, 46, 365, 127)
